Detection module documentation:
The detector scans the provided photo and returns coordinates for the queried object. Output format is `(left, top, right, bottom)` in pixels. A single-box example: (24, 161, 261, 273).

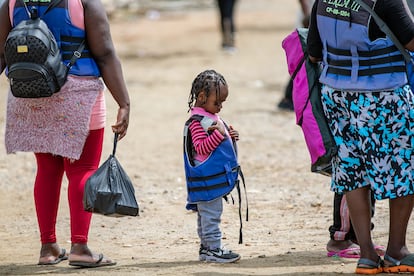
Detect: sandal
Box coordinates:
(38, 248, 68, 265)
(374, 245, 385, 257)
(355, 258, 383, 275)
(327, 247, 360, 258)
(383, 253, 414, 273)
(69, 253, 116, 268)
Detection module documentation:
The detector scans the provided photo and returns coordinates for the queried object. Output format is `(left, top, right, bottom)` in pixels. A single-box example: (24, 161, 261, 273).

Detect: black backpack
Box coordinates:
(4, 0, 84, 98)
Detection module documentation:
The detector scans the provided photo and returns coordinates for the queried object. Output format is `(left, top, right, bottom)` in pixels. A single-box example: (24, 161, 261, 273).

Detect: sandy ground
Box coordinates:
(0, 0, 413, 275)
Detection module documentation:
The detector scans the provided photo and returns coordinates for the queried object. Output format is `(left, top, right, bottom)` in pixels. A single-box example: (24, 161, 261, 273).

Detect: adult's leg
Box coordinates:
(34, 153, 66, 263)
(217, 0, 237, 47)
(386, 195, 414, 260)
(65, 128, 113, 265)
(327, 193, 359, 254)
(345, 187, 378, 262)
(65, 129, 103, 244)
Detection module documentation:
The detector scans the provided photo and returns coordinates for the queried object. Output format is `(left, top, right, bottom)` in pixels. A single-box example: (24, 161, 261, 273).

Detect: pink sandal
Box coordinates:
(327, 247, 361, 258)
(327, 245, 385, 259)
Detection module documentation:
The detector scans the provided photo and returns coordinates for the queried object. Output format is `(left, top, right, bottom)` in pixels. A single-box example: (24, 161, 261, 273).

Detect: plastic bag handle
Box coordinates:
(112, 133, 119, 156)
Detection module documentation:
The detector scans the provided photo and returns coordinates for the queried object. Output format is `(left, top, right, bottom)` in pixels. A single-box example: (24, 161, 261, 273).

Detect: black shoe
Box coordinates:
(204, 247, 241, 263)
(199, 245, 208, 261)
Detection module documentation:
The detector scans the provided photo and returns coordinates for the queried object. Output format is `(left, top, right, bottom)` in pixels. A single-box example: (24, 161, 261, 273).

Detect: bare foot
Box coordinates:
(327, 239, 385, 254)
(38, 243, 68, 265)
(326, 239, 359, 252)
(374, 245, 385, 256)
(68, 243, 116, 267)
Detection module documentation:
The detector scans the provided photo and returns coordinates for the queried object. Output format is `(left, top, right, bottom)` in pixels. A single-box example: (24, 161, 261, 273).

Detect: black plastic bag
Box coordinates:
(84, 133, 139, 217)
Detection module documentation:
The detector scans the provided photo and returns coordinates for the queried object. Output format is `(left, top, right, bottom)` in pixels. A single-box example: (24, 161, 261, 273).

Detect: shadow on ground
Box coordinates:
(0, 250, 358, 275)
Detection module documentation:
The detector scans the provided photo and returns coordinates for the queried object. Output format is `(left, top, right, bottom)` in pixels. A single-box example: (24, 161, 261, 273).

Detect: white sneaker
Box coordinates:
(204, 247, 241, 263)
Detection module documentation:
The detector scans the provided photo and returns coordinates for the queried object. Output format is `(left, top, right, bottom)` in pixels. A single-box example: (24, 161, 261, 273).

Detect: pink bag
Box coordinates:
(282, 28, 336, 176)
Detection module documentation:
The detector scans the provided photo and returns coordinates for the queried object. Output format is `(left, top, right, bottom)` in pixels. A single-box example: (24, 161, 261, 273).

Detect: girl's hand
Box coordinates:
(229, 125, 239, 141)
(207, 121, 226, 136)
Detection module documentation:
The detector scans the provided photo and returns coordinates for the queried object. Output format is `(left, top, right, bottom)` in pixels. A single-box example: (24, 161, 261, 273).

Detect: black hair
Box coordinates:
(187, 69, 227, 112)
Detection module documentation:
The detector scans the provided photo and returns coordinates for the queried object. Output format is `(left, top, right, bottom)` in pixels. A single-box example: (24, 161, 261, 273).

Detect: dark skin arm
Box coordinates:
(298, 0, 311, 27)
(82, 0, 130, 139)
(0, 0, 12, 74)
(405, 39, 414, 52)
(309, 56, 321, 63)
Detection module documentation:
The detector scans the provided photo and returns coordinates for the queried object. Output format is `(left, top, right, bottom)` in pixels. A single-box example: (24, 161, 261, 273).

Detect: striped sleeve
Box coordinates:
(189, 120, 225, 156)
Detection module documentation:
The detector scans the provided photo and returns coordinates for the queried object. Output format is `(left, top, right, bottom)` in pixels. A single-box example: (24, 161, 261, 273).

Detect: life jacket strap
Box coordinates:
(60, 36, 88, 61)
(236, 167, 248, 244)
(327, 54, 404, 67)
(187, 166, 239, 182)
(188, 181, 229, 192)
(327, 65, 406, 76)
(326, 44, 398, 57)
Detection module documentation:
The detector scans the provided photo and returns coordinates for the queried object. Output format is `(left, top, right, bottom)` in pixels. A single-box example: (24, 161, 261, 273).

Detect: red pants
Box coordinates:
(34, 128, 104, 244)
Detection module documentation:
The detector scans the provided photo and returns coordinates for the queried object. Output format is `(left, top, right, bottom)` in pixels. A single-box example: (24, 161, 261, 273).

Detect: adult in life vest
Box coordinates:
(0, 0, 130, 268)
(308, 0, 414, 274)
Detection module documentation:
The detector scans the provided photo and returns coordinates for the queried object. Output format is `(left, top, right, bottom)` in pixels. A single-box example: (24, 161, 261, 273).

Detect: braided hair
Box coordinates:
(187, 69, 227, 112)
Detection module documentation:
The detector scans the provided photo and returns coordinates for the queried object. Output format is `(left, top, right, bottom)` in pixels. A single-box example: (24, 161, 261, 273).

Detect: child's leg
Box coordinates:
(327, 193, 359, 256)
(197, 197, 223, 250)
(197, 212, 206, 246)
(327, 191, 385, 257)
(330, 191, 376, 241)
(329, 193, 352, 242)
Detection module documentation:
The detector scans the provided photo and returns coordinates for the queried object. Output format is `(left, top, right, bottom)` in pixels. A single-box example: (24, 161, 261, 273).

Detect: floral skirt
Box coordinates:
(321, 84, 414, 200)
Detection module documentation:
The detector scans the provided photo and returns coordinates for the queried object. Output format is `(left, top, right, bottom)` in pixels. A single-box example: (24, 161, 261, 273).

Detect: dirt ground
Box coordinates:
(0, 0, 413, 275)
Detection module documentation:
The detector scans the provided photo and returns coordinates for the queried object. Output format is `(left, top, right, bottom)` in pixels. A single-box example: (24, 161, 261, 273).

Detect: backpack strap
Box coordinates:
(354, 0, 413, 65)
(43, 0, 63, 15)
(21, 0, 63, 19)
(42, 0, 85, 71)
(65, 40, 85, 72)
(19, 0, 84, 72)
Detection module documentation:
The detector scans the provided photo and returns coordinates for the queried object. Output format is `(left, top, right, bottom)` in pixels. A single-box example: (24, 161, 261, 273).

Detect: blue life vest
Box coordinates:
(183, 114, 240, 203)
(11, 0, 100, 77)
(316, 0, 407, 91)
(408, 52, 414, 86)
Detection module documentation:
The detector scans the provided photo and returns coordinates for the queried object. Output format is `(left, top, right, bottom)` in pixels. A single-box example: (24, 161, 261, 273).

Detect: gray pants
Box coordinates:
(197, 197, 223, 250)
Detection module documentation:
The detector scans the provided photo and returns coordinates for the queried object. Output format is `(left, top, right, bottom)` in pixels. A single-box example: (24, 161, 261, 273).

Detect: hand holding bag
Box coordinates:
(83, 133, 139, 217)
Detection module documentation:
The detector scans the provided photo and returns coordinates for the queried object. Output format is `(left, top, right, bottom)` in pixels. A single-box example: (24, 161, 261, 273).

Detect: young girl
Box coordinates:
(183, 69, 241, 263)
